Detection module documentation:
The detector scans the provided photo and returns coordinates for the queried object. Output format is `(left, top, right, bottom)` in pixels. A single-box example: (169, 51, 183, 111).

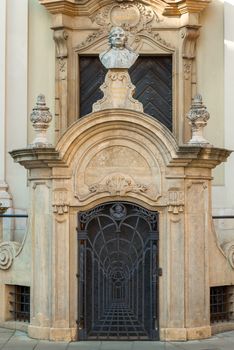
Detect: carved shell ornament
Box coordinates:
(88, 173, 148, 196)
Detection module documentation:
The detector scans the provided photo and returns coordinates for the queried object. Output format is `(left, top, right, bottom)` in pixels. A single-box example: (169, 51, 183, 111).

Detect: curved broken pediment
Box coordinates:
(39, 0, 210, 17)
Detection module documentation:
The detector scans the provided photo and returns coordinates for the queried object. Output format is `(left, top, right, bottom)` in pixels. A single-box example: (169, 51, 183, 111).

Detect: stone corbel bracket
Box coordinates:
(182, 26, 200, 59)
(53, 29, 69, 58)
(53, 29, 69, 80)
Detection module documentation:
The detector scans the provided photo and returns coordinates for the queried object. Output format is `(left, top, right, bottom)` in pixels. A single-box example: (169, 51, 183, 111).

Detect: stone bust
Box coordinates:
(99, 27, 138, 69)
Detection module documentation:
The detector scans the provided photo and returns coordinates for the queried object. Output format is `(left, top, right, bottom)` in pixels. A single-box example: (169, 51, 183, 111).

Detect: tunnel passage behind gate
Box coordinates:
(77, 202, 159, 340)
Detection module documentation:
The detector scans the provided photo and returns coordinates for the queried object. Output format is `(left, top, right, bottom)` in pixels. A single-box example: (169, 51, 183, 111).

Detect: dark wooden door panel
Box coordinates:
(79, 56, 172, 130)
(79, 56, 107, 117)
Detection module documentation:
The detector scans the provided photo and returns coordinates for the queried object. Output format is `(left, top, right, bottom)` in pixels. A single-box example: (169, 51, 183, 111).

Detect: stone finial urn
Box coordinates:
(29, 94, 53, 148)
(187, 94, 210, 145)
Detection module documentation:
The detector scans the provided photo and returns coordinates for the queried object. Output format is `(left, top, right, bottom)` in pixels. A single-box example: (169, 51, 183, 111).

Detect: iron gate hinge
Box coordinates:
(158, 268, 163, 276)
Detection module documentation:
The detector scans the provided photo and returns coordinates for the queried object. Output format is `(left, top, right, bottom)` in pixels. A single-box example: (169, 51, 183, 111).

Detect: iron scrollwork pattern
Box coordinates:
(77, 202, 159, 340)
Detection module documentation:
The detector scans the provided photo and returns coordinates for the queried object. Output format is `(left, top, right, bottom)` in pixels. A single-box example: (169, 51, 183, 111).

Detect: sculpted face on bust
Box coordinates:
(100, 27, 139, 69)
(109, 27, 127, 49)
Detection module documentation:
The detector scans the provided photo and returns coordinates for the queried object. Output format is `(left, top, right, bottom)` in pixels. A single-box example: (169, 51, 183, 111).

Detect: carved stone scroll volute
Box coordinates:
(53, 29, 69, 139)
(181, 26, 200, 143)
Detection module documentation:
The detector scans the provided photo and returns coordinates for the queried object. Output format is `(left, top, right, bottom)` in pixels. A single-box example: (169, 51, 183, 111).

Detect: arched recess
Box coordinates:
(77, 201, 159, 340)
(56, 108, 179, 208)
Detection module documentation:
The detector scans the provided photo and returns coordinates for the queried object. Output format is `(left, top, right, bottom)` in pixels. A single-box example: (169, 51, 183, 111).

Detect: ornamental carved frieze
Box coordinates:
(90, 2, 161, 32)
(88, 173, 148, 196)
(76, 2, 175, 52)
(74, 143, 162, 203)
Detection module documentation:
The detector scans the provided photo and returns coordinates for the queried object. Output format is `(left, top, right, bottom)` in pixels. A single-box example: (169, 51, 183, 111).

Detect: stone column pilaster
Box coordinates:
(28, 177, 52, 340)
(184, 178, 211, 339)
(0, 0, 12, 212)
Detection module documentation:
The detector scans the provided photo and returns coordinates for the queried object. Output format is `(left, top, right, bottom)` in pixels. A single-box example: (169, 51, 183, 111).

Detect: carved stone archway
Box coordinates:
(10, 108, 230, 341)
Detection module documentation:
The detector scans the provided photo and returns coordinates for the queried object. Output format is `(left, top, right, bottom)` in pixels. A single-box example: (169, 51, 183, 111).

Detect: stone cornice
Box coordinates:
(10, 144, 231, 171)
(170, 146, 232, 169)
(9, 148, 64, 169)
(38, 0, 211, 17)
(162, 0, 211, 16)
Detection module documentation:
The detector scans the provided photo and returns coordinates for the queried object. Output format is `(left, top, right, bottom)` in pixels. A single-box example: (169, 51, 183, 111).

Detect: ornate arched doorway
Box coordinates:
(77, 202, 159, 340)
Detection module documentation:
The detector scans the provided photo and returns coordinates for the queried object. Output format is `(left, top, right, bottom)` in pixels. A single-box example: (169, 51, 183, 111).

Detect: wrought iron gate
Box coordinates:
(77, 202, 159, 340)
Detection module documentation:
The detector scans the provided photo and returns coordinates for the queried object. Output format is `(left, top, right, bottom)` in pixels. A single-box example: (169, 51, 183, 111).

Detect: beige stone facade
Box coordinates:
(0, 0, 234, 343)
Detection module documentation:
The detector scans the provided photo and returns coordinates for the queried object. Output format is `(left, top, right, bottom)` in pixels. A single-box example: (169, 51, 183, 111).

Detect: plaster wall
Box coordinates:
(5, 0, 28, 210)
(28, 0, 55, 147)
(0, 0, 6, 182)
(212, 0, 234, 212)
(197, 0, 225, 187)
(2, 0, 55, 212)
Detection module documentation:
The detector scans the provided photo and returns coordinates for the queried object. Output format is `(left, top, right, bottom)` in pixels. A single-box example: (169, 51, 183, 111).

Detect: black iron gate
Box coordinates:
(77, 202, 159, 340)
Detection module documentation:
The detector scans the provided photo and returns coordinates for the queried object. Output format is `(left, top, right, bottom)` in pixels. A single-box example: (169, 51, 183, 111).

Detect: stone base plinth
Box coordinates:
(186, 325, 211, 340)
(160, 326, 211, 341)
(28, 325, 77, 341)
(160, 328, 187, 341)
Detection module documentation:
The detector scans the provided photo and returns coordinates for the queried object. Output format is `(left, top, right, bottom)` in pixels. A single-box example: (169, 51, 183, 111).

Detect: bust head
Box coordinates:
(108, 27, 127, 49)
(99, 27, 138, 69)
